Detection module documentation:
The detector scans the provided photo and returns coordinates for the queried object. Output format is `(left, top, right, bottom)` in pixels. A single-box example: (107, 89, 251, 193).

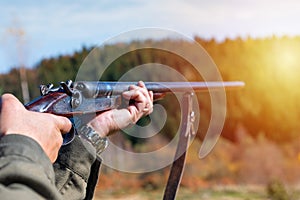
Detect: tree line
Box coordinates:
(1, 36, 300, 144)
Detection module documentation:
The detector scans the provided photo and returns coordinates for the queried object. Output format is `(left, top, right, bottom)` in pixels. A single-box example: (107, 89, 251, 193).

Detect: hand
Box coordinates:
(88, 81, 154, 137)
(0, 94, 72, 162)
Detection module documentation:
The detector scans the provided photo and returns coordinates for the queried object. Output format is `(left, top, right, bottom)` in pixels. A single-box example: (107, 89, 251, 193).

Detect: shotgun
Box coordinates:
(25, 80, 244, 153)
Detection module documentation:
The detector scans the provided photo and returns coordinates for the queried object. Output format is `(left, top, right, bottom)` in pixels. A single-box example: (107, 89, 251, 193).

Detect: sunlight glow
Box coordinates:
(271, 43, 299, 80)
(276, 49, 298, 69)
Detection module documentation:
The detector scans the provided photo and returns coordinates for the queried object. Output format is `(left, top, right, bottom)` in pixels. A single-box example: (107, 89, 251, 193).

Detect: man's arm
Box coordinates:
(53, 136, 99, 200)
(0, 94, 72, 200)
(0, 94, 72, 162)
(0, 134, 62, 199)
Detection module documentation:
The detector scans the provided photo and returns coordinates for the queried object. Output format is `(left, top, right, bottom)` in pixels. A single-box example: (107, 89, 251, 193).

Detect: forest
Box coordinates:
(1, 36, 300, 199)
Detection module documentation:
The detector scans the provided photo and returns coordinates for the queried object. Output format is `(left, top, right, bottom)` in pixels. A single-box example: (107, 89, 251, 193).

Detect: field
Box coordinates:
(93, 137, 300, 200)
(94, 185, 300, 200)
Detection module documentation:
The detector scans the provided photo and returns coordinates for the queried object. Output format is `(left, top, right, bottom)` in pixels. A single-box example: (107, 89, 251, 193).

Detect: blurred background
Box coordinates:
(1, 1, 300, 199)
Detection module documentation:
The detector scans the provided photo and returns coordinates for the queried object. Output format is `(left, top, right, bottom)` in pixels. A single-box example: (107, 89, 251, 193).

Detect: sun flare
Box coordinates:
(271, 43, 300, 80)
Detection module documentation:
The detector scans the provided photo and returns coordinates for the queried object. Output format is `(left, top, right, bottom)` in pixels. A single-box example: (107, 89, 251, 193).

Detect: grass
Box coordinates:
(94, 185, 289, 200)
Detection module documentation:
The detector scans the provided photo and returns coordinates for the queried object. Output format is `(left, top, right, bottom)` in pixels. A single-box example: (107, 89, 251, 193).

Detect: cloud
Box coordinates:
(1, 0, 300, 73)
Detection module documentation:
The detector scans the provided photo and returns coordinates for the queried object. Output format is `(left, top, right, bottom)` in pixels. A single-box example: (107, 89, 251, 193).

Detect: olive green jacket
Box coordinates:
(0, 134, 101, 200)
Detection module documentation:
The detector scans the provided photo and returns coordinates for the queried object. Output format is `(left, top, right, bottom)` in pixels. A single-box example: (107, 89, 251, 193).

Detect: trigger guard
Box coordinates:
(62, 126, 76, 145)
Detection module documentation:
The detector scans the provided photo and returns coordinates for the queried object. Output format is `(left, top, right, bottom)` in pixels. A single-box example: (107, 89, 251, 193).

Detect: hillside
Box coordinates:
(1, 36, 300, 143)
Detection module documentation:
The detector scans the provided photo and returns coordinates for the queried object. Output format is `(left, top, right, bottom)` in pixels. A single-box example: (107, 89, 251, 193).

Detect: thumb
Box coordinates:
(53, 116, 72, 134)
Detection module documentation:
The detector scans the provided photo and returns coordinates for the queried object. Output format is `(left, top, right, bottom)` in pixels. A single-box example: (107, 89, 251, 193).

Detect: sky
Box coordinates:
(1, 0, 300, 73)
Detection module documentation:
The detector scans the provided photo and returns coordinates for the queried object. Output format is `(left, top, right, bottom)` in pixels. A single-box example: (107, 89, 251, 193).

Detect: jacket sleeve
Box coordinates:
(0, 134, 63, 200)
(53, 136, 101, 200)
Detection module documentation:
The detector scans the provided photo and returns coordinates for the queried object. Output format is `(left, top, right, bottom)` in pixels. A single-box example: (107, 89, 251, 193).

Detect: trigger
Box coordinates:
(62, 125, 76, 145)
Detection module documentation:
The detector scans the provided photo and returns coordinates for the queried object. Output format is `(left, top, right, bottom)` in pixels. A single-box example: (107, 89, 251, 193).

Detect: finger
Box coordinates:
(123, 89, 148, 103)
(122, 89, 134, 100)
(128, 84, 149, 97)
(142, 91, 153, 113)
(124, 82, 153, 116)
(126, 85, 151, 101)
(53, 116, 72, 134)
(137, 81, 147, 89)
(149, 91, 153, 102)
(124, 85, 148, 99)
(137, 82, 153, 104)
(123, 88, 144, 100)
(126, 86, 153, 107)
(128, 81, 146, 90)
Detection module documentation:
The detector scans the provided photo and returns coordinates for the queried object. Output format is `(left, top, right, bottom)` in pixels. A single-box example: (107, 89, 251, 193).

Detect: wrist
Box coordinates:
(77, 125, 108, 157)
(88, 109, 133, 137)
(111, 109, 134, 130)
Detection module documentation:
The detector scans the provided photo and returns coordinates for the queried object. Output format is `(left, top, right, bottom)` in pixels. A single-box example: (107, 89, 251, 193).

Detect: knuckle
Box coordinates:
(129, 85, 138, 90)
(2, 94, 20, 111)
(2, 93, 14, 101)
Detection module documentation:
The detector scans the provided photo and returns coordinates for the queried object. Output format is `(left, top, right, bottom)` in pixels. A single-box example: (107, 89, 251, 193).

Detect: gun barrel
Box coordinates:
(144, 81, 245, 93)
(74, 81, 245, 98)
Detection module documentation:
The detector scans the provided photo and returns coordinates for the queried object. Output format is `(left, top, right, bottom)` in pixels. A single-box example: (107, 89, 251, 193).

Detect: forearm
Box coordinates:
(88, 109, 133, 137)
(53, 136, 101, 200)
(0, 134, 62, 200)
